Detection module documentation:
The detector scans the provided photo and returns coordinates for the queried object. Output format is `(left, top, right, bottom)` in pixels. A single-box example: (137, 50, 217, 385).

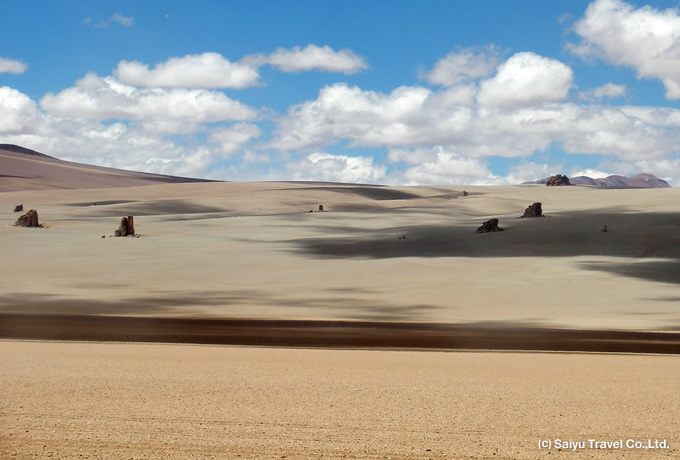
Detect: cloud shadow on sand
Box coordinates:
(291, 210, 680, 284)
(0, 290, 441, 322)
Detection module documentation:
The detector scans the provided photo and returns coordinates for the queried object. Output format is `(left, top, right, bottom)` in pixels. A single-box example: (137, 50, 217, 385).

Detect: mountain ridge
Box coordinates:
(524, 173, 671, 188)
(0, 144, 217, 192)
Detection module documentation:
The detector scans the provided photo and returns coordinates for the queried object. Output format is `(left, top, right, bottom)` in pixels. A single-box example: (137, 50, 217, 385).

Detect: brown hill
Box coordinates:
(0, 144, 215, 192)
(524, 173, 670, 188)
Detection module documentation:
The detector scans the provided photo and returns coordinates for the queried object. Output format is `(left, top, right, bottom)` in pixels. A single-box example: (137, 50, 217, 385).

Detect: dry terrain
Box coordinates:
(1, 147, 679, 458)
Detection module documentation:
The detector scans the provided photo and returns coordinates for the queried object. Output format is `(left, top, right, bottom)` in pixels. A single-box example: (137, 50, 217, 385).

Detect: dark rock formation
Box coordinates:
(521, 202, 543, 218)
(15, 209, 42, 227)
(318, 205, 325, 212)
(13, 204, 23, 213)
(114, 216, 136, 237)
(476, 218, 503, 233)
(545, 174, 571, 186)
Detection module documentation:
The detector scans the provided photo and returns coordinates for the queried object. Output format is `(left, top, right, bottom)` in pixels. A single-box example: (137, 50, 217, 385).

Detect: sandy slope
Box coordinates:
(1, 341, 678, 459)
(1, 181, 679, 331)
(0, 147, 210, 192)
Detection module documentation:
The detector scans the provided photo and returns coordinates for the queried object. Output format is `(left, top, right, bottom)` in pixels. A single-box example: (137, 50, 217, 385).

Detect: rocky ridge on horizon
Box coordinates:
(524, 173, 671, 188)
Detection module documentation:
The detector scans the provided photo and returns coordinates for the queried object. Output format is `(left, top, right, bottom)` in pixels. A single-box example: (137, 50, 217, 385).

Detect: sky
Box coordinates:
(2, 0, 680, 186)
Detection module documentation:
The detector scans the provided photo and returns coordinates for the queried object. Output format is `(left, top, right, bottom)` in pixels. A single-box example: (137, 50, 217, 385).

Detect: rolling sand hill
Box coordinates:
(1, 146, 679, 458)
(0, 144, 213, 192)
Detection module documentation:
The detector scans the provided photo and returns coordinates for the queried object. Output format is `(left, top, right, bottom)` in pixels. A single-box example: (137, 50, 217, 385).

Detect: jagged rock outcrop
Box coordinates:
(545, 174, 571, 186)
(13, 204, 23, 212)
(476, 218, 503, 233)
(114, 216, 136, 237)
(521, 202, 543, 218)
(15, 209, 42, 227)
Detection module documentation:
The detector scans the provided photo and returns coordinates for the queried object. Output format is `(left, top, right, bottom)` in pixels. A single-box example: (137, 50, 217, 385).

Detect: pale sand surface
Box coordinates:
(1, 181, 679, 330)
(1, 340, 678, 459)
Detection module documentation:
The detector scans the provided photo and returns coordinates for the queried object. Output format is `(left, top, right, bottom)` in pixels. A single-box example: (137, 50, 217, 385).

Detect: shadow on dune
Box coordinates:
(581, 260, 680, 285)
(78, 199, 228, 217)
(292, 210, 680, 284)
(267, 185, 425, 201)
(0, 290, 440, 322)
(2, 313, 680, 353)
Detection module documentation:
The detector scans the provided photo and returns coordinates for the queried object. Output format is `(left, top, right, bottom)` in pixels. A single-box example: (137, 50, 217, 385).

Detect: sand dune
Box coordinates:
(1, 180, 679, 331)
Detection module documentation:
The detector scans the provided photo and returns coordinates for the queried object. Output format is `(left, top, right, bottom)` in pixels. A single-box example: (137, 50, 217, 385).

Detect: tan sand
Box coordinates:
(1, 340, 678, 459)
(1, 181, 679, 330)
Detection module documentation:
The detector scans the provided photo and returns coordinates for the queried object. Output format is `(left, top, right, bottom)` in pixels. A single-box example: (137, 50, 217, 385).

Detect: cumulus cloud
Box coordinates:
(208, 123, 261, 156)
(40, 72, 258, 132)
(571, 168, 613, 178)
(579, 82, 628, 101)
(571, 0, 680, 99)
(0, 86, 43, 134)
(270, 48, 680, 176)
(386, 147, 499, 185)
(115, 53, 260, 89)
(0, 58, 27, 74)
(286, 152, 386, 183)
(271, 83, 474, 150)
(422, 46, 499, 87)
(245, 44, 368, 74)
(477, 52, 573, 107)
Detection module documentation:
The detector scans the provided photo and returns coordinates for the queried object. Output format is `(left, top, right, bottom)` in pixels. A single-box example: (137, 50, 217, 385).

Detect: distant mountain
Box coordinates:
(0, 144, 216, 192)
(524, 173, 671, 188)
(0, 143, 53, 158)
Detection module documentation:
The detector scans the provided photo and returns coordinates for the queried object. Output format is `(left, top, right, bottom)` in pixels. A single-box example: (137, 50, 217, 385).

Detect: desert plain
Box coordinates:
(1, 147, 680, 458)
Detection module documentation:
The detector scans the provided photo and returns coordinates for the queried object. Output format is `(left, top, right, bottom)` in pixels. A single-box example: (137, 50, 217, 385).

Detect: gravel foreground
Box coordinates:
(1, 340, 679, 459)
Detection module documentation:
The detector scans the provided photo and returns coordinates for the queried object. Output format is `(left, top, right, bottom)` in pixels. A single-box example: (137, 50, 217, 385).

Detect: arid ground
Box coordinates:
(1, 147, 679, 458)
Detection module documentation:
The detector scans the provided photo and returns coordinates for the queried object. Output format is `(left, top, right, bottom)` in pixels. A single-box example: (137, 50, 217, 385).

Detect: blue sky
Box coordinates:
(2, 0, 680, 185)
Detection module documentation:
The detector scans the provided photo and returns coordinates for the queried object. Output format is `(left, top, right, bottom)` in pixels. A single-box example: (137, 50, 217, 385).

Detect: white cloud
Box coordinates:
(571, 0, 680, 99)
(477, 52, 573, 108)
(388, 147, 499, 185)
(271, 83, 473, 150)
(208, 123, 261, 156)
(571, 168, 613, 178)
(115, 53, 260, 89)
(0, 58, 27, 74)
(504, 162, 556, 184)
(271, 62, 680, 169)
(87, 13, 134, 28)
(245, 44, 368, 74)
(422, 46, 499, 87)
(40, 72, 258, 132)
(286, 152, 386, 183)
(0, 86, 42, 134)
(110, 13, 133, 27)
(579, 82, 628, 101)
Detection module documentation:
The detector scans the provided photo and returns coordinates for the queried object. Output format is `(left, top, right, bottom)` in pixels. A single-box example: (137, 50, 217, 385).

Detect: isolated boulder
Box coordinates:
(13, 204, 23, 213)
(476, 218, 503, 233)
(114, 216, 136, 237)
(545, 174, 571, 186)
(521, 202, 543, 218)
(15, 209, 42, 227)
(318, 204, 325, 212)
